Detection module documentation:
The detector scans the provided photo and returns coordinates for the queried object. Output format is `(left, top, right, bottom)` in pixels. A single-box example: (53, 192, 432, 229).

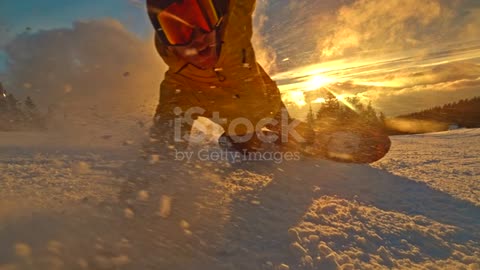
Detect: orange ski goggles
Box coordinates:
(150, 0, 223, 46)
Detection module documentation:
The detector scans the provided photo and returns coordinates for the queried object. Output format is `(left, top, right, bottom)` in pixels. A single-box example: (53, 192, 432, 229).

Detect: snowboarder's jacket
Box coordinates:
(149, 0, 282, 138)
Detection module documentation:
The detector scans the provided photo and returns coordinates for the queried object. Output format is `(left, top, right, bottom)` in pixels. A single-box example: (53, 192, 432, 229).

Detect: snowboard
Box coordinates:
(218, 125, 391, 164)
(300, 127, 391, 164)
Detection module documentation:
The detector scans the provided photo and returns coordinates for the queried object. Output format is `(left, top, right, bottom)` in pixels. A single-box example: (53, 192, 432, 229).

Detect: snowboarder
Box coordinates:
(146, 0, 390, 162)
(146, 0, 313, 153)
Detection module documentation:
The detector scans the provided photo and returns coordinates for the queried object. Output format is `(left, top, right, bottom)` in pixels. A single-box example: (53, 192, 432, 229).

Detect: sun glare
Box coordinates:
(324, 86, 358, 112)
(306, 75, 335, 90)
(284, 91, 307, 107)
(312, 97, 326, 104)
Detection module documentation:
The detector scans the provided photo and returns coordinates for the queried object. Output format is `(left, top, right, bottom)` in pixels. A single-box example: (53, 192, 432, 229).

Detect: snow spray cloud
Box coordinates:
(3, 19, 165, 116)
(252, 0, 277, 74)
(384, 118, 448, 134)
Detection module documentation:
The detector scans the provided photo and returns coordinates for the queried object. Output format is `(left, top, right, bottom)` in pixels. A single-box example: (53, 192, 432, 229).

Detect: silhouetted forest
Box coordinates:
(385, 96, 480, 135)
(397, 97, 480, 128)
(0, 82, 46, 131)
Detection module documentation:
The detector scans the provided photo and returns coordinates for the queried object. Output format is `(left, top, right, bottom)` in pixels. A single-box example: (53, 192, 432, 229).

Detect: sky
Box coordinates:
(0, 0, 149, 38)
(0, 0, 479, 117)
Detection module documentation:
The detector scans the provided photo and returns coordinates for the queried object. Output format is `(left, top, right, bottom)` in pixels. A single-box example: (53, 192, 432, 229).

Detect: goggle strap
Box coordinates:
(198, 1, 214, 30)
(215, 16, 224, 28)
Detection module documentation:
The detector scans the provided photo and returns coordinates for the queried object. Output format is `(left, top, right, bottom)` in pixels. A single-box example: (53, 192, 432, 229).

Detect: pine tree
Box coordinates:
(342, 97, 361, 123)
(25, 96, 35, 110)
(6, 94, 20, 113)
(364, 101, 378, 124)
(0, 84, 6, 113)
(378, 112, 386, 125)
(0, 97, 6, 112)
(24, 96, 36, 122)
(316, 92, 340, 120)
(306, 104, 315, 128)
(2, 93, 22, 127)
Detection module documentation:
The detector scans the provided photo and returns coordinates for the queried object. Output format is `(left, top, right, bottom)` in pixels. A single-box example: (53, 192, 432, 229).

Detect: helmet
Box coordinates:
(147, 0, 228, 46)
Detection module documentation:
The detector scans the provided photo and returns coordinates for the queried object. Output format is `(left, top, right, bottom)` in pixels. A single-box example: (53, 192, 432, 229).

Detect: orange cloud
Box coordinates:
(319, 0, 450, 58)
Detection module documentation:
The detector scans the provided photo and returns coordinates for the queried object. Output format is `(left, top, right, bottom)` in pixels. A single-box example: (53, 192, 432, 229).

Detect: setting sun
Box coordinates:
(306, 75, 335, 90)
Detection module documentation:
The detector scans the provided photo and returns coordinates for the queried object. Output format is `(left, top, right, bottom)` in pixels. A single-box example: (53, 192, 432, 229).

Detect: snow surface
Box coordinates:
(0, 119, 479, 270)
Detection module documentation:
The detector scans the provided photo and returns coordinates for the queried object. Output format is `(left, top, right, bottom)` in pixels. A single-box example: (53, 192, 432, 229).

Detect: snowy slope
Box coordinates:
(374, 128, 480, 207)
(0, 123, 479, 270)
